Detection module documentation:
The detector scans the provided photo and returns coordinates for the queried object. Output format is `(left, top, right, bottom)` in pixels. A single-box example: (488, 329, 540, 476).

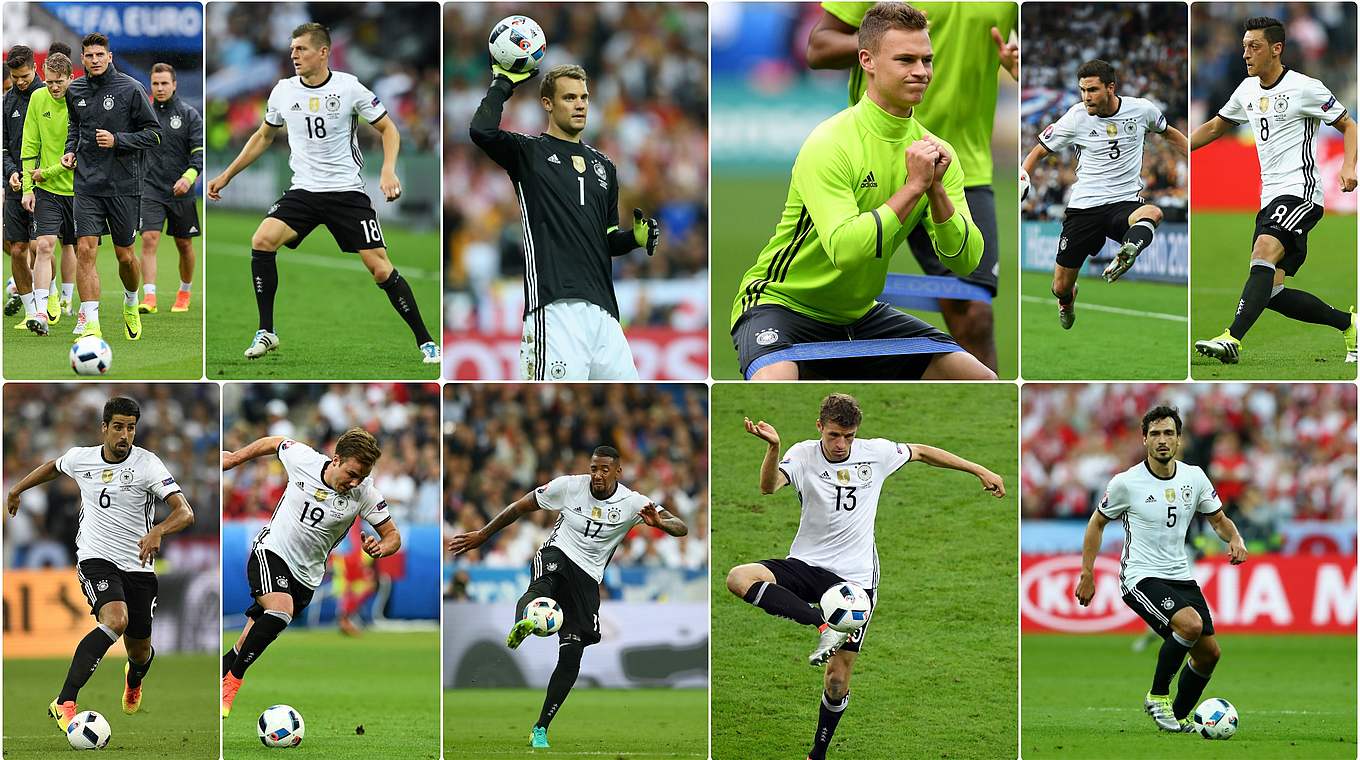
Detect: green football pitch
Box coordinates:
(205, 209, 440, 380)
(3, 204, 203, 379)
(2, 652, 216, 756)
(710, 383, 1019, 760)
(443, 688, 708, 758)
(1191, 211, 1356, 380)
(221, 628, 439, 757)
(1023, 633, 1358, 758)
(709, 173, 1019, 380)
(1020, 271, 1187, 380)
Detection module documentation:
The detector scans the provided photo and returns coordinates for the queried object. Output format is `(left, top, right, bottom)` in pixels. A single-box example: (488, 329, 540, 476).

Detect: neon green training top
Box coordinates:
(21, 86, 73, 196)
(731, 95, 982, 328)
(823, 1, 1016, 187)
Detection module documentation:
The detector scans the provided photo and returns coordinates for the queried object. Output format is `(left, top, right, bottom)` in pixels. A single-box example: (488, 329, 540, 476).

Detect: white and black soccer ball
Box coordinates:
(66, 710, 111, 750)
(258, 704, 305, 748)
(526, 596, 563, 636)
(820, 582, 872, 634)
(488, 15, 547, 74)
(1019, 169, 1031, 202)
(70, 335, 112, 376)
(1193, 697, 1239, 740)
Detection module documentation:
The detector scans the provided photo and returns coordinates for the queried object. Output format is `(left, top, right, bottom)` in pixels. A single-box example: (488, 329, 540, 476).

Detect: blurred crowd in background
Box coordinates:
(205, 2, 439, 157)
(1191, 2, 1356, 128)
(4, 385, 220, 568)
(443, 3, 709, 330)
(1022, 384, 1358, 537)
(222, 383, 441, 528)
(443, 384, 709, 595)
(1022, 3, 1188, 222)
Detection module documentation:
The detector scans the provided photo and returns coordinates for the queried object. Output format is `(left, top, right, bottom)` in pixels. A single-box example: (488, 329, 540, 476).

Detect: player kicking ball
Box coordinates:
(207, 22, 440, 365)
(1189, 16, 1358, 364)
(219, 428, 400, 718)
(725, 394, 1004, 760)
(4, 397, 194, 732)
(1023, 59, 1188, 328)
(447, 446, 688, 749)
(1076, 405, 1247, 732)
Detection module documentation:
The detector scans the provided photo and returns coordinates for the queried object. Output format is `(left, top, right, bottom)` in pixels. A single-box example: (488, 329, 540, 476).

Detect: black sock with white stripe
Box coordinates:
(1268, 287, 1351, 330)
(1172, 661, 1213, 720)
(377, 269, 434, 346)
(536, 641, 584, 729)
(59, 624, 119, 702)
(1228, 261, 1275, 340)
(808, 690, 849, 760)
(742, 581, 824, 626)
(230, 610, 291, 679)
(126, 645, 155, 689)
(250, 250, 278, 332)
(1151, 631, 1194, 695)
(1121, 218, 1159, 253)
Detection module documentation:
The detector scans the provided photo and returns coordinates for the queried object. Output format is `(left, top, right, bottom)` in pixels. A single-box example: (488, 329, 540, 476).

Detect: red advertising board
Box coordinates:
(443, 328, 708, 380)
(1192, 135, 1357, 213)
(1021, 554, 1357, 634)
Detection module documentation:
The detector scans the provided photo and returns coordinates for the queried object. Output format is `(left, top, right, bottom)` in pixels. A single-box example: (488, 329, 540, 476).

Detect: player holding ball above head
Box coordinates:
(726, 393, 1005, 760)
(219, 428, 401, 718)
(447, 446, 688, 749)
(207, 22, 440, 365)
(471, 15, 662, 381)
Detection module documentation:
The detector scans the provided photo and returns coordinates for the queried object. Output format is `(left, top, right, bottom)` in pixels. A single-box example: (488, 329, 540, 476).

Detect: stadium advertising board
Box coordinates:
(1021, 554, 1356, 634)
(4, 569, 128, 658)
(1192, 135, 1357, 213)
(1021, 222, 1188, 283)
(44, 3, 203, 52)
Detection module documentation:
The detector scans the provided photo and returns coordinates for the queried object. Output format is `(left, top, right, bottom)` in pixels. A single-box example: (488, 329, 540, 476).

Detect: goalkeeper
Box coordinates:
(731, 2, 993, 380)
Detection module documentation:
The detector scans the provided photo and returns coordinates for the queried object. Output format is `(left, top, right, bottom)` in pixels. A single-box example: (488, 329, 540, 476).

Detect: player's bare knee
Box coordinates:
(125, 637, 152, 661)
(100, 608, 128, 637)
(1137, 205, 1163, 225)
(726, 564, 769, 597)
(360, 248, 393, 281)
(113, 246, 136, 265)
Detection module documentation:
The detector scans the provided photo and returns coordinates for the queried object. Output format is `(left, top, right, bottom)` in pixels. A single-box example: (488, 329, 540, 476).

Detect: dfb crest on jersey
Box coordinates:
(275, 575, 289, 589)
(607, 506, 622, 523)
(101, 469, 114, 484)
(836, 469, 851, 485)
(120, 469, 134, 485)
(1059, 236, 1068, 251)
(593, 161, 606, 181)
(335, 497, 348, 509)
(571, 155, 586, 173)
(1273, 95, 1289, 113)
(549, 360, 567, 379)
(325, 94, 342, 113)
(102, 94, 115, 111)
(1104, 122, 1117, 137)
(96, 580, 110, 592)
(755, 328, 779, 346)
(1181, 484, 1193, 502)
(1124, 121, 1135, 134)
(170, 114, 182, 130)
(856, 464, 872, 483)
(546, 562, 558, 572)
(308, 97, 320, 113)
(313, 488, 329, 501)
(1164, 487, 1176, 503)
(1161, 597, 1175, 610)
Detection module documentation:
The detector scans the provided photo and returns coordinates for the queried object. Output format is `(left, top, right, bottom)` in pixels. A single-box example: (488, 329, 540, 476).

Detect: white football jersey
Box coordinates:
(264, 70, 388, 193)
(56, 445, 181, 573)
(252, 440, 392, 589)
(1038, 96, 1168, 209)
(1218, 68, 1345, 207)
(779, 438, 913, 588)
(1098, 460, 1221, 593)
(534, 474, 650, 583)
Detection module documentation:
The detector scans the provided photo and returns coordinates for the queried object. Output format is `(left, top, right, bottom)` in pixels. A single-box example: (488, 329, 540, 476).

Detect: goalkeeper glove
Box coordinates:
(491, 57, 539, 88)
(632, 208, 660, 256)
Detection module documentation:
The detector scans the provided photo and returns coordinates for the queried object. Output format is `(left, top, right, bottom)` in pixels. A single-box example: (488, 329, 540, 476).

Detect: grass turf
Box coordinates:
(709, 173, 1019, 380)
(1022, 633, 1358, 758)
(710, 383, 1018, 759)
(443, 688, 708, 758)
(2, 652, 216, 756)
(1020, 271, 1187, 380)
(204, 209, 440, 380)
(221, 628, 439, 757)
(1190, 211, 1356, 380)
(3, 205, 203, 379)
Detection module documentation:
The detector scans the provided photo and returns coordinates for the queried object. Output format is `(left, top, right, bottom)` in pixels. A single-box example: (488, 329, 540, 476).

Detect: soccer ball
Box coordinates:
(1019, 169, 1031, 201)
(66, 710, 111, 750)
(819, 582, 872, 633)
(526, 596, 563, 636)
(488, 15, 547, 74)
(70, 335, 112, 375)
(1192, 697, 1238, 740)
(258, 704, 305, 748)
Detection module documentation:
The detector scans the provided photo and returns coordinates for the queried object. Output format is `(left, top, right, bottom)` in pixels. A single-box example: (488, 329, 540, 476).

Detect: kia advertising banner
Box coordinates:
(1191, 135, 1357, 214)
(1021, 554, 1357, 634)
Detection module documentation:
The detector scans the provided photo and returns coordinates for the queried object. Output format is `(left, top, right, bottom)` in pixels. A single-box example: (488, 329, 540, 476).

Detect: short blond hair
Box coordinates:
(859, 2, 929, 54)
(334, 427, 382, 467)
(44, 52, 72, 77)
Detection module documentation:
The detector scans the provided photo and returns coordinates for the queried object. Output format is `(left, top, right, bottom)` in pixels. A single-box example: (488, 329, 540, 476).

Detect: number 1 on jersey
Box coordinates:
(578, 176, 585, 206)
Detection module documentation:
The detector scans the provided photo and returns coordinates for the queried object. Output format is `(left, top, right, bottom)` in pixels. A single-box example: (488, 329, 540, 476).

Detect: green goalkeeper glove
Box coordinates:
(491, 59, 539, 88)
(632, 208, 660, 256)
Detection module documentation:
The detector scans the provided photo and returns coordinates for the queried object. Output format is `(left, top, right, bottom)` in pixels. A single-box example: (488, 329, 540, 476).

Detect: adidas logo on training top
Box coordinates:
(10, 110, 17, 118)
(548, 154, 561, 164)
(1089, 129, 1099, 136)
(290, 103, 301, 111)
(1145, 495, 1156, 502)
(860, 172, 877, 189)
